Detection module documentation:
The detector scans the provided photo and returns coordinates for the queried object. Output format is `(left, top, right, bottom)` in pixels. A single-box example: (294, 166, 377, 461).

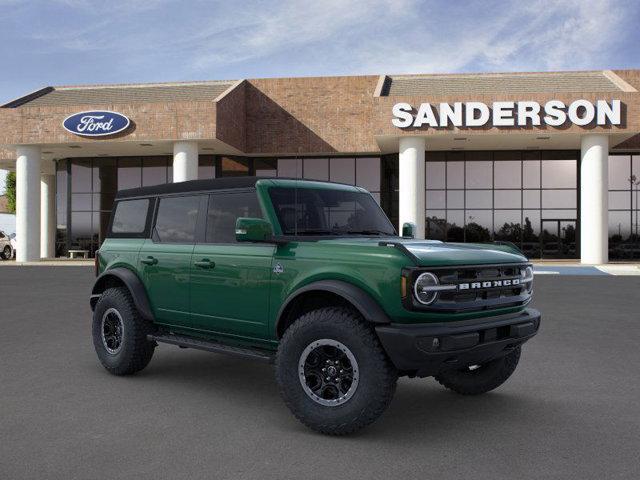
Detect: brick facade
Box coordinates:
(0, 70, 639, 160)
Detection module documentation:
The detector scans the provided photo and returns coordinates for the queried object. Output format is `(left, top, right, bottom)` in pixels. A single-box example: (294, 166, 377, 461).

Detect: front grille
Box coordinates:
(406, 263, 532, 313)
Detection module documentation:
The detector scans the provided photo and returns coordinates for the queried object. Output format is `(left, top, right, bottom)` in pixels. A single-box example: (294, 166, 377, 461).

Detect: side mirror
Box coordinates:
(235, 217, 273, 242)
(401, 222, 416, 239)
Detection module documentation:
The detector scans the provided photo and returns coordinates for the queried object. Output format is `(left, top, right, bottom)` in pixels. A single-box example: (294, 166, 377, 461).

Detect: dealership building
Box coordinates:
(1, 69, 639, 263)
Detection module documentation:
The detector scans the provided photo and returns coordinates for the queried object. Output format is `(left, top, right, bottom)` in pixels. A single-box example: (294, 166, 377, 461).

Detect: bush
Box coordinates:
(6, 171, 16, 213)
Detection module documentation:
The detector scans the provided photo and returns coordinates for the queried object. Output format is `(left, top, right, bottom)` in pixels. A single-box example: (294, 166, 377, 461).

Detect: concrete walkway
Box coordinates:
(0, 259, 93, 266)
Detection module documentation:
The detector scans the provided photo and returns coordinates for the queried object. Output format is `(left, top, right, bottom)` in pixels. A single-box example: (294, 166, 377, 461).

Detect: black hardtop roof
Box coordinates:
(114, 176, 358, 199)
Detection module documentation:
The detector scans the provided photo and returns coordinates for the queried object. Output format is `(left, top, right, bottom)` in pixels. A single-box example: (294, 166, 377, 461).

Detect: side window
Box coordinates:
(0, 232, 5, 239)
(154, 196, 200, 243)
(205, 191, 262, 243)
(111, 199, 150, 234)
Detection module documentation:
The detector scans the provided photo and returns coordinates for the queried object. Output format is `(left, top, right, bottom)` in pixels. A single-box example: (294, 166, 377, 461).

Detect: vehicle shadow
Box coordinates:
(131, 347, 551, 441)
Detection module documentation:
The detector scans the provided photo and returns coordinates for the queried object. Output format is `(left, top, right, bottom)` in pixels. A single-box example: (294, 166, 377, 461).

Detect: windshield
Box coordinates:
(269, 187, 396, 236)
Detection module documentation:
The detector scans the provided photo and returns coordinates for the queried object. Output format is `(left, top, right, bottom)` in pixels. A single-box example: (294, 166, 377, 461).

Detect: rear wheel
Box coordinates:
(1, 245, 11, 260)
(92, 287, 156, 375)
(435, 347, 521, 395)
(276, 307, 397, 435)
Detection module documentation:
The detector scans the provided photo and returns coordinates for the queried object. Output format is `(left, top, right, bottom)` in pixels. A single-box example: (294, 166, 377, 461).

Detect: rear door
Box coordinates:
(190, 190, 275, 338)
(139, 194, 204, 329)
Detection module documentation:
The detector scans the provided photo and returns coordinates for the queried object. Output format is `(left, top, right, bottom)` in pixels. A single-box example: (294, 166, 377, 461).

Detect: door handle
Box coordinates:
(140, 256, 158, 266)
(194, 259, 215, 269)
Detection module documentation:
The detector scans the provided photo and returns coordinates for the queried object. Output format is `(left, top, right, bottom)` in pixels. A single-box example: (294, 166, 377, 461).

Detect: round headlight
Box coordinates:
(413, 272, 439, 305)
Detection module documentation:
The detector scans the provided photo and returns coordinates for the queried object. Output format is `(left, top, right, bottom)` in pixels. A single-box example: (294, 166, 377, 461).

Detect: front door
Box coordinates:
(540, 219, 577, 259)
(139, 194, 204, 328)
(190, 190, 275, 339)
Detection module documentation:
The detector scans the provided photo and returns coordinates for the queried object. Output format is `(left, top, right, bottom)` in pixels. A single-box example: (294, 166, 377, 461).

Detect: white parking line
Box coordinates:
(534, 271, 560, 275)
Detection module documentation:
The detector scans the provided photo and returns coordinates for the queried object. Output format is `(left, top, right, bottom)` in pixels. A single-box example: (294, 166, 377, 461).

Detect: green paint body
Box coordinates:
(97, 179, 529, 350)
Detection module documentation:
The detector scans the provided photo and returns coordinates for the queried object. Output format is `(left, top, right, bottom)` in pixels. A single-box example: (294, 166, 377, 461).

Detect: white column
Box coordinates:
(15, 146, 41, 262)
(580, 134, 609, 264)
(40, 173, 56, 259)
(173, 141, 198, 182)
(398, 137, 426, 238)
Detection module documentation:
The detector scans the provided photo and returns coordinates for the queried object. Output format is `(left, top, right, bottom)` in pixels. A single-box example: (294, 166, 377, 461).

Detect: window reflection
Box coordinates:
(608, 154, 640, 259)
(424, 150, 578, 258)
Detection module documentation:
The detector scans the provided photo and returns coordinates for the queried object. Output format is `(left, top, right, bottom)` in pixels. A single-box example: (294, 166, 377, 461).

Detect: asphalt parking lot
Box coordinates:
(1, 267, 639, 480)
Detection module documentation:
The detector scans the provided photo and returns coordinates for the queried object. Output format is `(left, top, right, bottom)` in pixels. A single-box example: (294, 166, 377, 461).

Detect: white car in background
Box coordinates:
(0, 230, 14, 260)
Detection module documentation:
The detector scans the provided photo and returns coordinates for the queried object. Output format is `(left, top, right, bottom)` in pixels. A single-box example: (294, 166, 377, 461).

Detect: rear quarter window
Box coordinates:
(110, 199, 151, 236)
(153, 195, 201, 243)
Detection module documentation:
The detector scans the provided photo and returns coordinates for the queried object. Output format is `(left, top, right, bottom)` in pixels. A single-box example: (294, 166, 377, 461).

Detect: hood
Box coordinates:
(397, 240, 527, 266)
(316, 237, 527, 266)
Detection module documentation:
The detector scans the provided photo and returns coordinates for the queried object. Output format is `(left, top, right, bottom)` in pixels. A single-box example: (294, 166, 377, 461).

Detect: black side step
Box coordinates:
(148, 333, 275, 364)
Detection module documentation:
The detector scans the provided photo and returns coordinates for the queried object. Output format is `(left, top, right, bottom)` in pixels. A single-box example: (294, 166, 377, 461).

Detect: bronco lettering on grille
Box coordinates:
(458, 278, 521, 290)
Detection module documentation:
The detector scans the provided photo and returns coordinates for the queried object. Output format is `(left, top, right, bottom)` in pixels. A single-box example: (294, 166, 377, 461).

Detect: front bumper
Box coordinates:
(375, 308, 541, 377)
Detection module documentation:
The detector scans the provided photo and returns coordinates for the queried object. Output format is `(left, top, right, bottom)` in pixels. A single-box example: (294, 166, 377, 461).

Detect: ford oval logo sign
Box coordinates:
(63, 110, 130, 137)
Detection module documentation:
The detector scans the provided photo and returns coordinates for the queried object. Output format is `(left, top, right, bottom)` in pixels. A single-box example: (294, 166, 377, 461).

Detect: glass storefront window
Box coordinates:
(494, 161, 521, 188)
(220, 157, 249, 176)
(277, 158, 302, 178)
(117, 158, 142, 190)
(304, 158, 329, 181)
(446, 161, 464, 189)
(71, 159, 92, 192)
(422, 150, 578, 258)
(609, 155, 631, 189)
(330, 157, 355, 184)
(198, 155, 215, 179)
(355, 157, 380, 192)
(465, 190, 492, 209)
(465, 210, 492, 242)
(465, 161, 492, 188)
(142, 157, 168, 186)
(541, 160, 576, 188)
(425, 162, 445, 189)
(426, 190, 446, 209)
(608, 154, 640, 259)
(542, 190, 576, 209)
(446, 190, 464, 209)
(523, 190, 540, 209)
(523, 160, 541, 188)
(494, 190, 521, 209)
(255, 158, 277, 177)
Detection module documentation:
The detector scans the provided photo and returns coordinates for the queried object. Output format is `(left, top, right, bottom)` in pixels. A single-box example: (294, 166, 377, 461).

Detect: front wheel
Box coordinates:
(92, 287, 156, 375)
(276, 307, 397, 435)
(435, 347, 521, 395)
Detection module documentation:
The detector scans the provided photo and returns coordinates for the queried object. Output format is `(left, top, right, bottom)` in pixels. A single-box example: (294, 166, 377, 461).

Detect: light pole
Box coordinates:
(630, 175, 640, 239)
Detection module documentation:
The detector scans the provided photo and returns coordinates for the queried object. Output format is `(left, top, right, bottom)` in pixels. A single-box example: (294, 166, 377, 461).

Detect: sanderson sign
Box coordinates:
(391, 99, 622, 128)
(63, 110, 131, 137)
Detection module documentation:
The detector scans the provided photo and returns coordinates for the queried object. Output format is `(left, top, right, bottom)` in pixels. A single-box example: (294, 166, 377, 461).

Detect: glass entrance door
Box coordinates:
(540, 219, 577, 259)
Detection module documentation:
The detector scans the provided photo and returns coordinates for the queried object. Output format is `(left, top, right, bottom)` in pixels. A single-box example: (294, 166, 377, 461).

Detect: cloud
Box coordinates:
(349, 0, 631, 74)
(0, 0, 636, 105)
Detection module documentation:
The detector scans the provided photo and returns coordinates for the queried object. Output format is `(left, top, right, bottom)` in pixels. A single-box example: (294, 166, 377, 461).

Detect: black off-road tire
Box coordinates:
(276, 307, 397, 435)
(435, 347, 521, 395)
(1, 245, 11, 260)
(92, 287, 156, 375)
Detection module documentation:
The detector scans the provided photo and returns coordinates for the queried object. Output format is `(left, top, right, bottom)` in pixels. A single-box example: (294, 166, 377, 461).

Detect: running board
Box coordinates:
(147, 333, 275, 364)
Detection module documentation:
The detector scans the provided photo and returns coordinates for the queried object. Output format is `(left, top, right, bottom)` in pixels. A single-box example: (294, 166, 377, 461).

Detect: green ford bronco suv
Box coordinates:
(91, 177, 540, 435)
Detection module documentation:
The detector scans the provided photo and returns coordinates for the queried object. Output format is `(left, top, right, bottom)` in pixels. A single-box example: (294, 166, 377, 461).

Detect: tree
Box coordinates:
(523, 217, 537, 242)
(465, 222, 492, 243)
(5, 171, 16, 214)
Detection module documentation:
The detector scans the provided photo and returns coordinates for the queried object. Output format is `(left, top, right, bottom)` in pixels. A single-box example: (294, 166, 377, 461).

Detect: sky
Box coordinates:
(1, 0, 639, 193)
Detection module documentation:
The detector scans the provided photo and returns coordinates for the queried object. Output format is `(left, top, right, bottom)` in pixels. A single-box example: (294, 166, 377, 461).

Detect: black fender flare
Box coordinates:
(90, 268, 154, 321)
(275, 280, 391, 336)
